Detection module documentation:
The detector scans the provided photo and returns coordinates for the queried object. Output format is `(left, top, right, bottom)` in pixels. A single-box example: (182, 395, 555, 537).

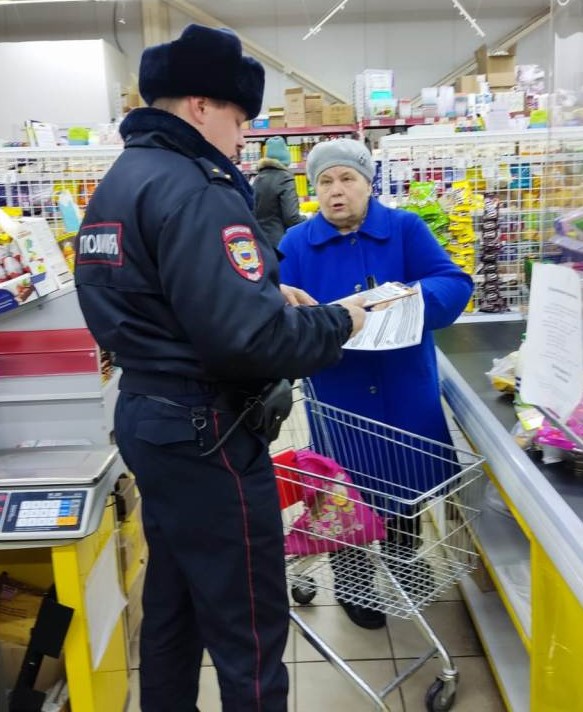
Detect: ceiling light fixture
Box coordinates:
(303, 0, 349, 41)
(451, 0, 486, 38)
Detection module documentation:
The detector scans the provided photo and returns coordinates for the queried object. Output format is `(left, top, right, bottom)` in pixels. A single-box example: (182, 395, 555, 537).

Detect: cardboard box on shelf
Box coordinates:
(455, 75, 480, 94)
(269, 117, 286, 128)
(305, 111, 323, 126)
(322, 103, 355, 125)
(475, 44, 516, 89)
(1, 640, 65, 692)
(284, 87, 305, 113)
(285, 110, 306, 128)
(0, 575, 45, 646)
(18, 218, 74, 288)
(268, 107, 286, 129)
(305, 93, 323, 112)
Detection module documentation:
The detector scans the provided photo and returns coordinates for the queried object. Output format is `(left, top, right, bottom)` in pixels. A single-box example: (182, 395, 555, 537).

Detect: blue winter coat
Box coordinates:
(279, 198, 474, 503)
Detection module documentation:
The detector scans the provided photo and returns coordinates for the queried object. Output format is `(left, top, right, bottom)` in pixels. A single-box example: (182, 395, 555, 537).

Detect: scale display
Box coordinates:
(0, 446, 121, 542)
(2, 490, 87, 533)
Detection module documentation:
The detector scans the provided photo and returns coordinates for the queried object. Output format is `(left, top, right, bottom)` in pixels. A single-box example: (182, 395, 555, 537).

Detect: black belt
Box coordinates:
(119, 370, 220, 401)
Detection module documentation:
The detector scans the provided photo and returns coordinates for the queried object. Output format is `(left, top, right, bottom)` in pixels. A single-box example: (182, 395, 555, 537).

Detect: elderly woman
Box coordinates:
(279, 139, 473, 629)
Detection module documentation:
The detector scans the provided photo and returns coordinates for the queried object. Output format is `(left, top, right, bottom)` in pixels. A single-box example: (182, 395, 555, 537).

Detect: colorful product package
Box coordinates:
(283, 450, 386, 556)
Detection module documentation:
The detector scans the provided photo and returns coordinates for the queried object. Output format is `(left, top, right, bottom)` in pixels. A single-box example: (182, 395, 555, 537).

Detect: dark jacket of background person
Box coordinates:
(253, 137, 305, 247)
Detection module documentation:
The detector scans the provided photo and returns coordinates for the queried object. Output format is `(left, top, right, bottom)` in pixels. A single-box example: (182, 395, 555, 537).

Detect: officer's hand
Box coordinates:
(333, 296, 367, 338)
(280, 284, 318, 307)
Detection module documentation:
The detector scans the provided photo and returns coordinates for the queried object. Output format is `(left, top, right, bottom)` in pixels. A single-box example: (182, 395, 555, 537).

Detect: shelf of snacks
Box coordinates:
(380, 127, 583, 319)
(243, 124, 357, 138)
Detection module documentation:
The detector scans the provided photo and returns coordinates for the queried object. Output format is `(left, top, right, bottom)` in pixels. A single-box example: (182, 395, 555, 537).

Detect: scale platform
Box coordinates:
(0, 445, 122, 544)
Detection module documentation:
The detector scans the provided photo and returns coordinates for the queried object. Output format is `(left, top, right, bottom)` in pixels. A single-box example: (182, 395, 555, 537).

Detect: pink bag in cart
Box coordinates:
(284, 451, 386, 556)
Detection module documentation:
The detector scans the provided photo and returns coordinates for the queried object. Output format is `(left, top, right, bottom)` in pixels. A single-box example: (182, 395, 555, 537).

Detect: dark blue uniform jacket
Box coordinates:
(74, 109, 351, 396)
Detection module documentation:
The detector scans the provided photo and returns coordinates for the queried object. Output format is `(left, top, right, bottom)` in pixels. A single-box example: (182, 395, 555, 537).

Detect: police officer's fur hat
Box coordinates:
(139, 24, 265, 119)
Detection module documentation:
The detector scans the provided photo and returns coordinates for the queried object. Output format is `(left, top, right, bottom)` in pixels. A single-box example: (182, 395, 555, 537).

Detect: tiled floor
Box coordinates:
(127, 403, 503, 711)
(126, 583, 505, 711)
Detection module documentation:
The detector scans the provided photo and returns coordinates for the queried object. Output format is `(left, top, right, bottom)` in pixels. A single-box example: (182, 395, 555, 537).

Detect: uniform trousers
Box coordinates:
(115, 392, 289, 712)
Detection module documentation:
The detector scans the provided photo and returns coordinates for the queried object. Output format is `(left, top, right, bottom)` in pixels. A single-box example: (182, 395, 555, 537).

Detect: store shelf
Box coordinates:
(472, 506, 531, 644)
(243, 124, 356, 137)
(362, 117, 440, 128)
(240, 161, 307, 174)
(459, 574, 530, 712)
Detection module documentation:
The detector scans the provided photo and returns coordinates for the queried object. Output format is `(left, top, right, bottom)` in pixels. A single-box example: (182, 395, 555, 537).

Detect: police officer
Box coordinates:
(74, 23, 365, 712)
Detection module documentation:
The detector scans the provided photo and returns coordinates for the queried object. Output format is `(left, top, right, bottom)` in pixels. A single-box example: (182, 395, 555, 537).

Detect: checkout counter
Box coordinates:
(0, 287, 131, 712)
(436, 322, 583, 712)
(0, 446, 129, 712)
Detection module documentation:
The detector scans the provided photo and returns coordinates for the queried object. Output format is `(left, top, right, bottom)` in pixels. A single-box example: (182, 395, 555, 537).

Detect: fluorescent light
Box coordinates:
(451, 0, 486, 38)
(303, 0, 349, 41)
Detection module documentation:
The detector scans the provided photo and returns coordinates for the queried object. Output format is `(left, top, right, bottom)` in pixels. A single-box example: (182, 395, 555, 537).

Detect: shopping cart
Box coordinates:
(271, 382, 485, 712)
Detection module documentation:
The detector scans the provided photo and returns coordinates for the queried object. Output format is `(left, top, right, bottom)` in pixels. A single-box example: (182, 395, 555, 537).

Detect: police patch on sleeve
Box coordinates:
(222, 225, 264, 282)
(77, 222, 123, 266)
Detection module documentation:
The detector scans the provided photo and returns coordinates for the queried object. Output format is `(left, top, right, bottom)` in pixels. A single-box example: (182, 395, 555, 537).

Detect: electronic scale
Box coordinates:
(0, 445, 122, 545)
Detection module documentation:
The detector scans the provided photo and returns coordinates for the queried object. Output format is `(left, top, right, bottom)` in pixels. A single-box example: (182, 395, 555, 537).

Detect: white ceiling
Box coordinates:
(182, 0, 551, 27)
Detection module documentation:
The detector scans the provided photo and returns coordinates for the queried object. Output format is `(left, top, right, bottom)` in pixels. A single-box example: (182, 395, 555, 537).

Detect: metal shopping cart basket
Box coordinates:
(270, 382, 485, 712)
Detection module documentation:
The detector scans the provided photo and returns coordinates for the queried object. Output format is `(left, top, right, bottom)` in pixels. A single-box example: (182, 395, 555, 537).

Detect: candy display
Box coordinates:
(446, 181, 480, 266)
(405, 182, 450, 246)
(478, 194, 507, 313)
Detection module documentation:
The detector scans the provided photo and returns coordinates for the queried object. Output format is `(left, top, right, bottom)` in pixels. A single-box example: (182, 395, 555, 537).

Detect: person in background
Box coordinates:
(74, 25, 365, 712)
(278, 138, 474, 630)
(253, 135, 305, 248)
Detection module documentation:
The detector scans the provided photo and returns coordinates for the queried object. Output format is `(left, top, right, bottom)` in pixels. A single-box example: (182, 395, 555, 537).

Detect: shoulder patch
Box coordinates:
(222, 225, 264, 282)
(77, 222, 123, 266)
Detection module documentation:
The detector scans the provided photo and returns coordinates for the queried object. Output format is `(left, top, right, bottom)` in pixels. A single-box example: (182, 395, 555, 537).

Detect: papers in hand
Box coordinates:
(341, 281, 424, 351)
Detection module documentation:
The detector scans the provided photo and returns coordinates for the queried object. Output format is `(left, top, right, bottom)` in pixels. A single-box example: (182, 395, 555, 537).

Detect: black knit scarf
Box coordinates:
(119, 108, 254, 210)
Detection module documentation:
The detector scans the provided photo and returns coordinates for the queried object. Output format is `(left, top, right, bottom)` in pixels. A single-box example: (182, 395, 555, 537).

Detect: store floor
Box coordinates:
(126, 583, 505, 711)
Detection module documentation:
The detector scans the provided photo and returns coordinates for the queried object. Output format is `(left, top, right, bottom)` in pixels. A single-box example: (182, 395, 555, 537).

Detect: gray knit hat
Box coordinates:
(306, 138, 375, 185)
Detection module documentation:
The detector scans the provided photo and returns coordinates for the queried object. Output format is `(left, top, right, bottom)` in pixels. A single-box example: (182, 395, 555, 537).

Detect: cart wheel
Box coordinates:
(425, 677, 457, 712)
(291, 578, 316, 605)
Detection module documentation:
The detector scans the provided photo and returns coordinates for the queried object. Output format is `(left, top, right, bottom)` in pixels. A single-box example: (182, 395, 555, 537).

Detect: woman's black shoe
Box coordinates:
(337, 599, 386, 629)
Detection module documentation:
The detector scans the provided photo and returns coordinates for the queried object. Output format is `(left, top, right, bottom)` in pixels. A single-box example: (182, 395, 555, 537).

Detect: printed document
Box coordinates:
(520, 263, 583, 421)
(340, 282, 424, 351)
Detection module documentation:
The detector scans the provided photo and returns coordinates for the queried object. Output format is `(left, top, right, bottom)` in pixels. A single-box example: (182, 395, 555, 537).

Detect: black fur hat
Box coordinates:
(139, 24, 265, 119)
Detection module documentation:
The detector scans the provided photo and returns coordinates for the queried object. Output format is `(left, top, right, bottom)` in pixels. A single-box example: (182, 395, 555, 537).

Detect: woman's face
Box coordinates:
(315, 166, 372, 233)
